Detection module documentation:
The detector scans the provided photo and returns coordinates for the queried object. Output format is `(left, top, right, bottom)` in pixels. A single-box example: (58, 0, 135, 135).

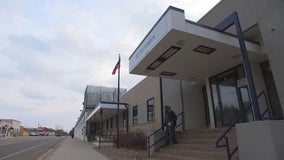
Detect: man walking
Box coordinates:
(164, 105, 177, 145)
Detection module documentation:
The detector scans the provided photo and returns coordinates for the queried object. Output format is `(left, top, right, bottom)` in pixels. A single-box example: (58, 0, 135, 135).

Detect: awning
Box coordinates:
(129, 6, 266, 83)
(86, 102, 127, 122)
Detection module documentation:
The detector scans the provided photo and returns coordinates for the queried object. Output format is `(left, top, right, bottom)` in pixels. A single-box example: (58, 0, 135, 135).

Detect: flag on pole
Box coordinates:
(112, 58, 120, 75)
(112, 55, 121, 148)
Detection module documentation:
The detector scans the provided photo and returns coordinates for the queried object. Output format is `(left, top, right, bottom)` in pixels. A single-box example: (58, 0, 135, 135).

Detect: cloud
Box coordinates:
(8, 34, 50, 53)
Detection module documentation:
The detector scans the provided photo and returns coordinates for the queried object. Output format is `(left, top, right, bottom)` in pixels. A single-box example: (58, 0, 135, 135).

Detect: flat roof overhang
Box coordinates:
(129, 7, 266, 83)
(86, 102, 127, 122)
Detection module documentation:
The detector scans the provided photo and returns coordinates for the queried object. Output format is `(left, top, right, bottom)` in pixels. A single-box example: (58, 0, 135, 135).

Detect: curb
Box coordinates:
(36, 137, 66, 160)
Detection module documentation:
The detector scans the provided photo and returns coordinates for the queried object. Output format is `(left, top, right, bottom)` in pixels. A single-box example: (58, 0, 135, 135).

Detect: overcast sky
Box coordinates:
(0, 0, 220, 131)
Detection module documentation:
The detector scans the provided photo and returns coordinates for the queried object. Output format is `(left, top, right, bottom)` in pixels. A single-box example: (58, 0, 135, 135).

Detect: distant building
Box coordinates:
(0, 119, 21, 137)
(74, 85, 127, 141)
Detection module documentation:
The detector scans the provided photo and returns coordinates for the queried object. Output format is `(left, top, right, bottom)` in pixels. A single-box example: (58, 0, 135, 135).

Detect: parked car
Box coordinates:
(55, 133, 62, 137)
(29, 132, 39, 136)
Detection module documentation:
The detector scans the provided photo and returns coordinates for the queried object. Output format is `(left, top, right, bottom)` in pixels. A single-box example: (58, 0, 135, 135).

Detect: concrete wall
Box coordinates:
(120, 77, 208, 133)
(258, 0, 284, 114)
(74, 112, 87, 141)
(162, 78, 184, 131)
(236, 120, 284, 160)
(198, 0, 270, 31)
(120, 77, 161, 135)
(162, 78, 183, 117)
(11, 120, 21, 132)
(181, 81, 206, 130)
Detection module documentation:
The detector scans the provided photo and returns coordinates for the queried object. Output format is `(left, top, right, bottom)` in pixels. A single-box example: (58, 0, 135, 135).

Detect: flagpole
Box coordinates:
(116, 54, 120, 148)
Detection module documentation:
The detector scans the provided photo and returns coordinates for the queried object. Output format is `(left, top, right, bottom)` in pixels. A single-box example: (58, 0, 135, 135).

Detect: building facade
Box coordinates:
(0, 119, 21, 137)
(74, 85, 127, 141)
(129, 0, 283, 128)
(127, 0, 284, 159)
(74, 0, 284, 159)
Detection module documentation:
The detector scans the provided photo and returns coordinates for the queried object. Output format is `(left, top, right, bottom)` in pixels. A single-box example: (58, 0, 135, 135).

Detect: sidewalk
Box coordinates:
(48, 137, 109, 160)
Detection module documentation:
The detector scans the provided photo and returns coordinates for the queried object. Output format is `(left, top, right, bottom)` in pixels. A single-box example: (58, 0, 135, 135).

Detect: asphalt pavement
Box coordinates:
(0, 136, 64, 160)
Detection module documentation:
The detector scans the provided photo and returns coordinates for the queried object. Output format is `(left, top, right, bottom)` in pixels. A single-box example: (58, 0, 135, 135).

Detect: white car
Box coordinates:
(29, 132, 39, 136)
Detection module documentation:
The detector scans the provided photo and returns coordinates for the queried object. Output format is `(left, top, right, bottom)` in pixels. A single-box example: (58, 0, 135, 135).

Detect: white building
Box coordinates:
(127, 1, 284, 159)
(74, 85, 127, 141)
(75, 0, 284, 159)
(0, 119, 21, 137)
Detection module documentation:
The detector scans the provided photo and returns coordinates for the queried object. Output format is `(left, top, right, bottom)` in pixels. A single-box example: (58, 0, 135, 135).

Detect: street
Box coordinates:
(0, 136, 64, 160)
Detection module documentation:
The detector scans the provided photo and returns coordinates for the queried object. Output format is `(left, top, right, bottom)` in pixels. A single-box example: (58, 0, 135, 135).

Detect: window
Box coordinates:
(110, 117, 113, 129)
(147, 98, 155, 121)
(133, 106, 138, 125)
(115, 115, 118, 128)
(122, 111, 127, 127)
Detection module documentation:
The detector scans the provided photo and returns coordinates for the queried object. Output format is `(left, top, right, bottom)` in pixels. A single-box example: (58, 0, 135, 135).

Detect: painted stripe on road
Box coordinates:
(0, 141, 50, 160)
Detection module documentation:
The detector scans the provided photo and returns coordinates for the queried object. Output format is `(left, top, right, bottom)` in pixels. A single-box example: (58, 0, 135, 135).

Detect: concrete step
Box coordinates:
(153, 152, 209, 160)
(177, 137, 217, 145)
(177, 129, 238, 147)
(171, 143, 227, 152)
(152, 128, 239, 160)
(153, 153, 239, 160)
(159, 147, 227, 156)
(178, 139, 238, 148)
(154, 148, 239, 160)
(177, 137, 237, 146)
(177, 131, 236, 139)
(153, 153, 238, 160)
(179, 128, 235, 134)
(173, 143, 215, 149)
(173, 143, 238, 152)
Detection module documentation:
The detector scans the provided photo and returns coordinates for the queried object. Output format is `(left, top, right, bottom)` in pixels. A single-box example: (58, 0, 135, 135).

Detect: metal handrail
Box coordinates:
(97, 129, 117, 149)
(216, 90, 272, 160)
(147, 112, 183, 157)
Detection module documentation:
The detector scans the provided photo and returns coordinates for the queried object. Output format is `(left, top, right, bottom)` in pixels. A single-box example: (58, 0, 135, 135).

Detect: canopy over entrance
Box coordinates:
(129, 6, 266, 84)
(87, 102, 127, 122)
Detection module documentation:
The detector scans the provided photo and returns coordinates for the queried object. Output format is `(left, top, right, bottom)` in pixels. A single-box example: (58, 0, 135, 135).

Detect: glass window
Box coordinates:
(110, 117, 113, 129)
(133, 106, 138, 125)
(147, 98, 155, 121)
(122, 111, 127, 127)
(210, 65, 252, 127)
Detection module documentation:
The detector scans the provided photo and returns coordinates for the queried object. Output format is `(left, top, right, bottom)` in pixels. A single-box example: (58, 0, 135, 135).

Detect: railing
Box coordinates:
(147, 112, 183, 157)
(216, 90, 273, 160)
(97, 129, 117, 149)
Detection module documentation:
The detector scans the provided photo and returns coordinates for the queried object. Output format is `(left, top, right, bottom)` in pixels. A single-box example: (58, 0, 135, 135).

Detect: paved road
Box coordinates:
(0, 136, 64, 160)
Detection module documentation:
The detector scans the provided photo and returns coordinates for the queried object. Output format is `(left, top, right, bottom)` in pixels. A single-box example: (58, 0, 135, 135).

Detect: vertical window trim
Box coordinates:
(133, 105, 138, 125)
(110, 117, 113, 129)
(122, 111, 127, 127)
(147, 97, 155, 121)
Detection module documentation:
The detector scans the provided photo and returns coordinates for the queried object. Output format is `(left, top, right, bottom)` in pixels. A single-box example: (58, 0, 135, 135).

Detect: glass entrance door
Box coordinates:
(210, 65, 251, 127)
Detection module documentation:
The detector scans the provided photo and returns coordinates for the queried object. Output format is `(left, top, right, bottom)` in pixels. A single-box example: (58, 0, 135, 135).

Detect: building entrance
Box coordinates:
(210, 65, 252, 128)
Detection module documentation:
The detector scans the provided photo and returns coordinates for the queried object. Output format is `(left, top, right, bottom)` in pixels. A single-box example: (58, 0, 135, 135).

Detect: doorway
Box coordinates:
(210, 65, 252, 128)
